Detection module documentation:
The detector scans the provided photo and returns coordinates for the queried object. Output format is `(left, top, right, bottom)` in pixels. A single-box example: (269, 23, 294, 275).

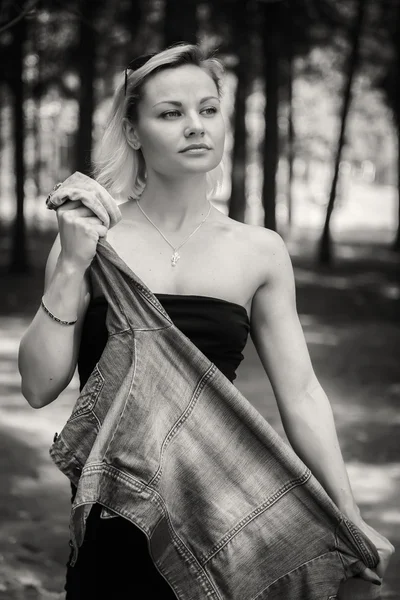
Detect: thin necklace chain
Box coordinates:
(135, 197, 212, 267)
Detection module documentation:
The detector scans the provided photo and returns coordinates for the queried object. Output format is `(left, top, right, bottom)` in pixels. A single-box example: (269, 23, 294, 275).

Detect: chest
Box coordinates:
(104, 218, 255, 310)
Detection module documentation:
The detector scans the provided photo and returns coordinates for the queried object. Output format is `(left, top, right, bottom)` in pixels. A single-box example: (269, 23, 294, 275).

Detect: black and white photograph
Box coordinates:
(0, 0, 399, 598)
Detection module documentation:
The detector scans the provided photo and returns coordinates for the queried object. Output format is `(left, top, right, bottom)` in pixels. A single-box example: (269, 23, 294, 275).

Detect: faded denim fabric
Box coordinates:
(46, 177, 381, 599)
(49, 238, 381, 600)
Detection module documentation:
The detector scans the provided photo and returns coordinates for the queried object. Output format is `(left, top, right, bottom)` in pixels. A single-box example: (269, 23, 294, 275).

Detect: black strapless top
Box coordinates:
(77, 294, 250, 390)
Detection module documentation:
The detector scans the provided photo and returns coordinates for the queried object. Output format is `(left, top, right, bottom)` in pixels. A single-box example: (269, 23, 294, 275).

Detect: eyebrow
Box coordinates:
(152, 96, 220, 108)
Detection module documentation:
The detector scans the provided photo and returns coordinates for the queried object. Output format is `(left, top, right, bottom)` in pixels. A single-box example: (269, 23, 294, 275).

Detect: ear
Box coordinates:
(122, 118, 141, 150)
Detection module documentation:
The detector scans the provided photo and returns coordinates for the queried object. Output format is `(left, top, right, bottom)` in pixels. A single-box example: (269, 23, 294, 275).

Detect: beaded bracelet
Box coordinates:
(41, 297, 78, 326)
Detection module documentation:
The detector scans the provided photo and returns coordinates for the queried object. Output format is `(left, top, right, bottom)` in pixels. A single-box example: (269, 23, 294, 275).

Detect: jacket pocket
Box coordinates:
(69, 364, 105, 420)
(253, 551, 344, 600)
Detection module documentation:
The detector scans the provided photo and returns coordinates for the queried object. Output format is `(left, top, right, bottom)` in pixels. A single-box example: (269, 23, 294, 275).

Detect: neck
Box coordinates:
(135, 173, 211, 232)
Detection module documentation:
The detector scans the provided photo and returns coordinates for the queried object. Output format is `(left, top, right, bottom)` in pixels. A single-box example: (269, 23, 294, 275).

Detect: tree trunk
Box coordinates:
(287, 4, 295, 229)
(33, 7, 42, 196)
(164, 0, 198, 47)
(9, 15, 29, 273)
(395, 117, 400, 250)
(261, 4, 281, 232)
(75, 0, 96, 175)
(228, 1, 254, 223)
(392, 8, 400, 251)
(317, 0, 367, 266)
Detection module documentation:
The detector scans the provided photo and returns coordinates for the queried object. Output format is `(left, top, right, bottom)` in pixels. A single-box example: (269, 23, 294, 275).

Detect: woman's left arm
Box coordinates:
(250, 230, 360, 517)
(249, 229, 394, 579)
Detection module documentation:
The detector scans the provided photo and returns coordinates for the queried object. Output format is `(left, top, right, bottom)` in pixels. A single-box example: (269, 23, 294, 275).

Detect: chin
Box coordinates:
(180, 156, 221, 172)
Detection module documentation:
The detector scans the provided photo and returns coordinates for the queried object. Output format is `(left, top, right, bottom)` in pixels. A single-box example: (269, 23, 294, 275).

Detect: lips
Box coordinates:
(180, 144, 211, 152)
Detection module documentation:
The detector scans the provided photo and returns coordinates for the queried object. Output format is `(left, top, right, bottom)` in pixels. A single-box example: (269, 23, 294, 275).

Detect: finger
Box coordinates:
(52, 189, 110, 226)
(374, 553, 392, 579)
(358, 567, 383, 586)
(67, 172, 113, 200)
(79, 216, 107, 228)
(57, 203, 101, 218)
(51, 187, 97, 205)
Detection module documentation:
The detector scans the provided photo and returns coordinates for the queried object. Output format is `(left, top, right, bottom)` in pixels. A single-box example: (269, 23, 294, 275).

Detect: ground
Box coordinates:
(0, 218, 399, 599)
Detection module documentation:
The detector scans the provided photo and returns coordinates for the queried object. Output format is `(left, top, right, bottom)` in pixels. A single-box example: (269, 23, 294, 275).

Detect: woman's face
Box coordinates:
(126, 64, 225, 179)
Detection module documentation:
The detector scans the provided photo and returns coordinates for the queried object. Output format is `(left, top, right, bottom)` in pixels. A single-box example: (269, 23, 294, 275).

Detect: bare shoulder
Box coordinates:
(247, 225, 292, 281)
(213, 209, 290, 287)
(213, 207, 283, 247)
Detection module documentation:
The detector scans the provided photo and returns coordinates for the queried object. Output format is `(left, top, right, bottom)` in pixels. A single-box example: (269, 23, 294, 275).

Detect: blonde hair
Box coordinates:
(92, 43, 225, 200)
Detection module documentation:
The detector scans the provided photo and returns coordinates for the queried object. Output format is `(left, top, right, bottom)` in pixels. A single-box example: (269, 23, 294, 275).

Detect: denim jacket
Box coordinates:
(47, 178, 380, 599)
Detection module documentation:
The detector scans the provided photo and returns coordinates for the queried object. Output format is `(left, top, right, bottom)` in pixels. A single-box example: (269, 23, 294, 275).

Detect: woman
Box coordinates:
(18, 43, 393, 598)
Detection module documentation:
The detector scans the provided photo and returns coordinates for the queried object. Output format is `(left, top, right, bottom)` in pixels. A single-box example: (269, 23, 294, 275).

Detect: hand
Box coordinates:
(48, 174, 113, 271)
(350, 516, 395, 584)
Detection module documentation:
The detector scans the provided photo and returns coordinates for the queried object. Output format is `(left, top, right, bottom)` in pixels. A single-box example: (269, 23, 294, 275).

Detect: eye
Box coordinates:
(201, 107, 218, 116)
(161, 110, 181, 119)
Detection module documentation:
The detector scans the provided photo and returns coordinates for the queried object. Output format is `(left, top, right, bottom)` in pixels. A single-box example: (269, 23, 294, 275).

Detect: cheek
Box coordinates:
(214, 119, 226, 150)
(144, 127, 170, 152)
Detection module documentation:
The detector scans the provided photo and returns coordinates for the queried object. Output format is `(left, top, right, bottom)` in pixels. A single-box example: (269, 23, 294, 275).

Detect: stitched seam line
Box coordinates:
(108, 328, 131, 336)
(141, 475, 222, 599)
(133, 281, 174, 324)
(69, 365, 105, 421)
(93, 255, 131, 329)
(341, 516, 378, 567)
(334, 519, 347, 575)
(249, 550, 336, 600)
(102, 337, 138, 457)
(202, 469, 311, 565)
(73, 464, 221, 599)
(147, 364, 217, 487)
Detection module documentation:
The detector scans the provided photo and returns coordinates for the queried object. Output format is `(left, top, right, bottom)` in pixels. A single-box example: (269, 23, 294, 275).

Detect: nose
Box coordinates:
(184, 112, 205, 137)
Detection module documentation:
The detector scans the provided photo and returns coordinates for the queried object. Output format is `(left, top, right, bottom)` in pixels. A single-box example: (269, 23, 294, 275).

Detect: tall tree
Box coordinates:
(317, 0, 367, 265)
(394, 9, 400, 252)
(228, 0, 256, 223)
(75, 0, 97, 175)
(286, 1, 295, 229)
(9, 14, 29, 273)
(261, 1, 283, 232)
(382, 2, 400, 251)
(164, 0, 198, 47)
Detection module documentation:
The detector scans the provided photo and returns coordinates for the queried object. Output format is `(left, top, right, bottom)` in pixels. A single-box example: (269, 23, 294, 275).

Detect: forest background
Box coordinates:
(0, 0, 399, 598)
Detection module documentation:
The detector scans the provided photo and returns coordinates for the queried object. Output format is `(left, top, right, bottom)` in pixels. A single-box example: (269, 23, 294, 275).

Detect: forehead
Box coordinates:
(141, 64, 218, 104)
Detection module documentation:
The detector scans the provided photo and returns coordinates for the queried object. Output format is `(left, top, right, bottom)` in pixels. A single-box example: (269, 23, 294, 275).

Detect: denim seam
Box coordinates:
(80, 462, 146, 493)
(97, 253, 170, 332)
(141, 480, 223, 599)
(100, 244, 174, 326)
(102, 338, 138, 458)
(133, 281, 174, 324)
(93, 255, 131, 329)
(153, 510, 222, 599)
(147, 363, 217, 488)
(131, 324, 173, 332)
(340, 516, 379, 567)
(249, 550, 337, 600)
(334, 520, 347, 575)
(108, 327, 131, 337)
(73, 464, 222, 599)
(68, 364, 104, 423)
(201, 468, 311, 565)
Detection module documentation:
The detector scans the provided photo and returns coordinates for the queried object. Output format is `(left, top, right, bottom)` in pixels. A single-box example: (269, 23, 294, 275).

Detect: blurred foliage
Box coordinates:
(0, 0, 399, 270)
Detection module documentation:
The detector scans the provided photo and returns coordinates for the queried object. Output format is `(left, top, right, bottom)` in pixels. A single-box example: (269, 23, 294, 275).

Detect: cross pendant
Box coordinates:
(171, 251, 180, 267)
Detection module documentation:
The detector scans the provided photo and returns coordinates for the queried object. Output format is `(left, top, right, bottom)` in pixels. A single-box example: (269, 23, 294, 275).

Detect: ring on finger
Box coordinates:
(46, 182, 63, 209)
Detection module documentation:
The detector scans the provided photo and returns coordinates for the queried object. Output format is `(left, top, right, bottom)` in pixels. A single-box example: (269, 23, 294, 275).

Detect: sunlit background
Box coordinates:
(0, 0, 399, 598)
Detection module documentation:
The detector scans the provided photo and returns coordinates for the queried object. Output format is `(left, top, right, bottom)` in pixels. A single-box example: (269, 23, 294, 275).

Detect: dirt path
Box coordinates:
(1, 229, 399, 598)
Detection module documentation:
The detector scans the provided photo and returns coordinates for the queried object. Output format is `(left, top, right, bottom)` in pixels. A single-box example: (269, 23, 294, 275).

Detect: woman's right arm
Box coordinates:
(18, 189, 109, 409)
(18, 234, 91, 408)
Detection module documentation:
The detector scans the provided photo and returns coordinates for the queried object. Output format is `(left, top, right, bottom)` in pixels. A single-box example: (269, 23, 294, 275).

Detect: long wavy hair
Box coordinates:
(92, 43, 225, 201)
